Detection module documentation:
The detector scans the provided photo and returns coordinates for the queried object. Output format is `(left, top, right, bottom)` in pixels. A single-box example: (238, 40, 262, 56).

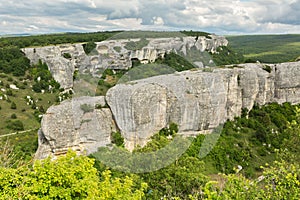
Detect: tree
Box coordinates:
(83, 41, 97, 54)
(10, 102, 16, 109)
(0, 151, 147, 199)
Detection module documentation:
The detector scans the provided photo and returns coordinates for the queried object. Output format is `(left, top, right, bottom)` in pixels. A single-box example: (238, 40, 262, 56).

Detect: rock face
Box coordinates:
(35, 96, 116, 159)
(36, 61, 300, 158)
(22, 35, 228, 89)
(106, 62, 300, 150)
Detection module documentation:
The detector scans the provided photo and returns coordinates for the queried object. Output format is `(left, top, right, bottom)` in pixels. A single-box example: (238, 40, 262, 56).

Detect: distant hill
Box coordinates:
(227, 34, 300, 63)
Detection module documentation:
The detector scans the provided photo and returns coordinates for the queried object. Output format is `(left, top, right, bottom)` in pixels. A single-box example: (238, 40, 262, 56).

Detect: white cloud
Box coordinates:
(0, 0, 299, 35)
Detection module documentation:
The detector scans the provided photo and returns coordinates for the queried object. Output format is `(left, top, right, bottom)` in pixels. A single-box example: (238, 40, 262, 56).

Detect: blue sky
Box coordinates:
(0, 0, 299, 35)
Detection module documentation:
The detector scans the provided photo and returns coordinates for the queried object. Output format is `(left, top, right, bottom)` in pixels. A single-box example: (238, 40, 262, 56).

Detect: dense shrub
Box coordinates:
(6, 120, 24, 131)
(83, 41, 97, 54)
(111, 131, 125, 147)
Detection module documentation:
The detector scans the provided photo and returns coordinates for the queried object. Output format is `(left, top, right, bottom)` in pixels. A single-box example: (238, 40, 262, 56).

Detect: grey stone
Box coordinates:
(106, 62, 300, 150)
(22, 36, 228, 89)
(35, 96, 116, 159)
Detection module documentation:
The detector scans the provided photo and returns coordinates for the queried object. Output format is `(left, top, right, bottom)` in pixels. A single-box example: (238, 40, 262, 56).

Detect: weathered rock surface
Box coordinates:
(23, 35, 228, 89)
(36, 61, 300, 157)
(106, 62, 300, 150)
(35, 96, 116, 159)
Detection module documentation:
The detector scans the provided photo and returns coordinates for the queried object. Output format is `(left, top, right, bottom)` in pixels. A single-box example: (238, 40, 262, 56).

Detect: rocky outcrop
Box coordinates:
(35, 96, 116, 159)
(36, 61, 300, 157)
(22, 35, 228, 89)
(106, 62, 300, 150)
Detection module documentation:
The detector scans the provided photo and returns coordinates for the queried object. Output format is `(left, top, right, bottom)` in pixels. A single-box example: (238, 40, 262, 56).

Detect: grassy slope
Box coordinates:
(0, 74, 58, 135)
(227, 34, 300, 63)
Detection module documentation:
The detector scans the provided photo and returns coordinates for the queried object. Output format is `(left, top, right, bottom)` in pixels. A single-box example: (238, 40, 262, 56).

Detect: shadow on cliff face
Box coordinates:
(69, 31, 223, 173)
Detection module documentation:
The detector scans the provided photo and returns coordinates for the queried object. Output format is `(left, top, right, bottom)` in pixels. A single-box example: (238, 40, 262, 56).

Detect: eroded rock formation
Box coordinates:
(35, 96, 116, 159)
(22, 35, 228, 89)
(35, 61, 300, 158)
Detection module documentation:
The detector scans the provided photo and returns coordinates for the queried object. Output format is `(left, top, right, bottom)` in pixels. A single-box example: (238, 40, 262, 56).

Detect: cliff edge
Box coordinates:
(35, 61, 300, 158)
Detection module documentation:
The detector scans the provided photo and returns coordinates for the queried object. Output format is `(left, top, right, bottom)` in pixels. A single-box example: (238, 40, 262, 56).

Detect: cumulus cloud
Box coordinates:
(0, 0, 299, 35)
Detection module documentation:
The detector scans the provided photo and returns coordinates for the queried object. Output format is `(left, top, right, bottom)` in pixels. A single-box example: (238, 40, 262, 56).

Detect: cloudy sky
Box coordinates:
(0, 0, 299, 35)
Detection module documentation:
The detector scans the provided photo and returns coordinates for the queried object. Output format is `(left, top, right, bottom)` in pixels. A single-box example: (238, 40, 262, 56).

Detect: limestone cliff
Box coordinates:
(22, 35, 228, 89)
(106, 62, 300, 150)
(35, 96, 116, 159)
(35, 61, 300, 158)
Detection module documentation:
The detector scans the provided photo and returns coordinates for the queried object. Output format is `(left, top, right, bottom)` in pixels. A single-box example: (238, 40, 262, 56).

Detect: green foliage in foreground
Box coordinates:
(1, 101, 299, 199)
(197, 153, 300, 200)
(90, 104, 300, 199)
(0, 151, 147, 200)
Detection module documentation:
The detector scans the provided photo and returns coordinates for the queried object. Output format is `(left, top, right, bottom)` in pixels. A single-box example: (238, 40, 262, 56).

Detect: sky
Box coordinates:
(0, 0, 300, 35)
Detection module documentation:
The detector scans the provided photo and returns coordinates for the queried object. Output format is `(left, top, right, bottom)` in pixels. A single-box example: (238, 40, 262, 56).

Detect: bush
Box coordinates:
(6, 120, 24, 131)
(62, 53, 71, 59)
(10, 102, 16, 109)
(0, 151, 147, 199)
(263, 65, 272, 73)
(6, 89, 13, 96)
(111, 131, 124, 147)
(10, 114, 17, 119)
(159, 122, 178, 136)
(83, 41, 96, 54)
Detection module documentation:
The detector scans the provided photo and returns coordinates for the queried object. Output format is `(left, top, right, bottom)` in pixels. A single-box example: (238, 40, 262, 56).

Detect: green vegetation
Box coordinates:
(0, 103, 299, 199)
(110, 31, 186, 40)
(158, 122, 178, 136)
(1, 31, 300, 199)
(227, 34, 300, 63)
(0, 46, 31, 76)
(211, 46, 245, 65)
(181, 30, 212, 39)
(0, 48, 60, 136)
(0, 151, 147, 199)
(31, 60, 60, 93)
(0, 31, 120, 48)
(91, 103, 300, 199)
(113, 46, 122, 53)
(80, 103, 94, 113)
(62, 52, 71, 59)
(156, 52, 196, 71)
(199, 102, 299, 177)
(111, 131, 124, 147)
(83, 41, 97, 55)
(124, 38, 149, 50)
(96, 68, 126, 96)
(6, 120, 24, 131)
